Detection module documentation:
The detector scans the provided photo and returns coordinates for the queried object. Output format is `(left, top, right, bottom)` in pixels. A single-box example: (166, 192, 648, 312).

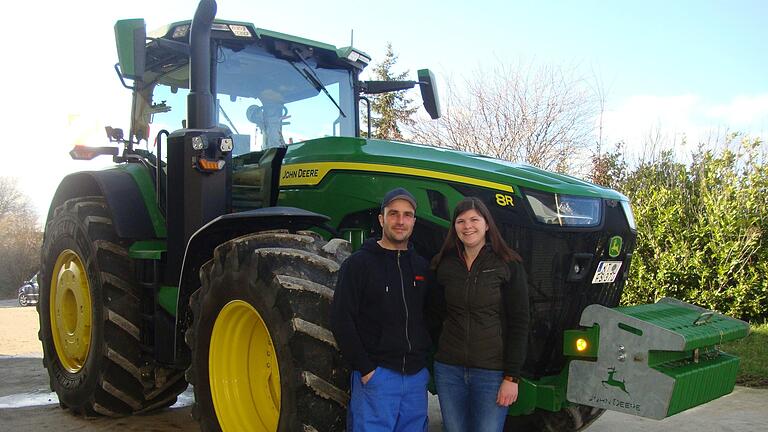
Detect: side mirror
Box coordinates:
(358, 69, 441, 122)
(114, 19, 146, 79)
(417, 69, 441, 119)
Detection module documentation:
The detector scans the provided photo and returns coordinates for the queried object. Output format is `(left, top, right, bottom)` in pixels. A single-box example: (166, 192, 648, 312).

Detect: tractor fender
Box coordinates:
(47, 170, 156, 239)
(173, 206, 332, 364)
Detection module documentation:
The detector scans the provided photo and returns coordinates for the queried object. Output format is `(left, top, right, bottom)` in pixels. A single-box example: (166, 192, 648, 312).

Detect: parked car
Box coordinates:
(18, 273, 39, 307)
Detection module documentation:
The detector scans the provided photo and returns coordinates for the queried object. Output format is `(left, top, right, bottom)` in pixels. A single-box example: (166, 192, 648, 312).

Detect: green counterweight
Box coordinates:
(567, 297, 749, 419)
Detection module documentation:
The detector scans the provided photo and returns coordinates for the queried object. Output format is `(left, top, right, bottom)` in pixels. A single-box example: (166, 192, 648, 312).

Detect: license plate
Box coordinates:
(592, 261, 623, 284)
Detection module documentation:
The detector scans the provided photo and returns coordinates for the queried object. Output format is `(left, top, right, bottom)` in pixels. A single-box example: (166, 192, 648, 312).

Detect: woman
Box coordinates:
(430, 197, 529, 432)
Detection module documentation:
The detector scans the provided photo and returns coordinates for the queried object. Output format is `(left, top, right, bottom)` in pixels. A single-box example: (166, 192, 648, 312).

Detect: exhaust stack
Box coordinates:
(187, 0, 217, 129)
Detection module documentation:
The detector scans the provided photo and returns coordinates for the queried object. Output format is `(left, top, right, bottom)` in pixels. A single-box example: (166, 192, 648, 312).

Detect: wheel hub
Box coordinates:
(50, 250, 92, 373)
(210, 300, 281, 431)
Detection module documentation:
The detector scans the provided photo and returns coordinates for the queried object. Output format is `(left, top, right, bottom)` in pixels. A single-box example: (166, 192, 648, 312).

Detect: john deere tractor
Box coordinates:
(39, 0, 749, 430)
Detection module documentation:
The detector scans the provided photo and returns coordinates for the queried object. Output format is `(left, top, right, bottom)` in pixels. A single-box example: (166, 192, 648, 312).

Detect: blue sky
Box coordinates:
(501, 1, 766, 101)
(3, 0, 766, 219)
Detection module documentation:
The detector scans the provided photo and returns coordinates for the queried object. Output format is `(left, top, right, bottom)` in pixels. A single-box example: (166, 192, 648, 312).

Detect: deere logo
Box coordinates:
(608, 236, 623, 258)
(602, 366, 629, 395)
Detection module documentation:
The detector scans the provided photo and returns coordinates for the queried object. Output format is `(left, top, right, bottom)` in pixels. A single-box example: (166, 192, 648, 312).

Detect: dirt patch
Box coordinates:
(737, 374, 768, 389)
(0, 305, 42, 357)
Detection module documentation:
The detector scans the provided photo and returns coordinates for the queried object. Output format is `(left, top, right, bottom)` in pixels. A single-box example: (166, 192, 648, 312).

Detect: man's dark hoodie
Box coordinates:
(330, 238, 431, 376)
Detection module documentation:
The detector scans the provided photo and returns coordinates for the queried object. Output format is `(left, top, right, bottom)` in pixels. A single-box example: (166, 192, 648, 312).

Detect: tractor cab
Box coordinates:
(121, 20, 367, 156)
(118, 19, 438, 158)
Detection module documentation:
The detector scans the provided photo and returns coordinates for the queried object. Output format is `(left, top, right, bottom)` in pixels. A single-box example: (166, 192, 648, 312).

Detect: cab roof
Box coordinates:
(148, 19, 370, 71)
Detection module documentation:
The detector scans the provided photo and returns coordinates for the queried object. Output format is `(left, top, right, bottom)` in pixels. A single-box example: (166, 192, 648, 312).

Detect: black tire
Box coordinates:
(39, 196, 188, 416)
(504, 404, 605, 431)
(189, 230, 351, 432)
(18, 294, 28, 307)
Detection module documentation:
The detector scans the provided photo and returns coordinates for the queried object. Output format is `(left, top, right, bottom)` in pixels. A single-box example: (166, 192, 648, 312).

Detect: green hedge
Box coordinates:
(593, 136, 767, 322)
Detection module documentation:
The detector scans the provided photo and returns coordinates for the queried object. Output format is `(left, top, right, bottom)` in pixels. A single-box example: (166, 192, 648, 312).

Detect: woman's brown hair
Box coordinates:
(431, 196, 522, 269)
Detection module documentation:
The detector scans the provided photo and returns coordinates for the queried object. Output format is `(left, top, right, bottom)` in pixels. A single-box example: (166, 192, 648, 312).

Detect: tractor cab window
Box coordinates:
(215, 44, 355, 154)
(145, 43, 356, 158)
(147, 85, 190, 159)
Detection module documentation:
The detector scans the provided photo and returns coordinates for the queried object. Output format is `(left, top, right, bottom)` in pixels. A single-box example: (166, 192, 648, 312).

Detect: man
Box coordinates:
(331, 187, 432, 432)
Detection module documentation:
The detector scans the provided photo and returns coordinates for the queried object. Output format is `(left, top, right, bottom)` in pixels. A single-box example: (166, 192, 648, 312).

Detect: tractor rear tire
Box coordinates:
(39, 196, 188, 416)
(504, 404, 605, 431)
(188, 230, 351, 432)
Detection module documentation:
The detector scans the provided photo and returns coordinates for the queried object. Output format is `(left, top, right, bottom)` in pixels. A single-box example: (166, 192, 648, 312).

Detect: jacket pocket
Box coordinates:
(475, 274, 503, 308)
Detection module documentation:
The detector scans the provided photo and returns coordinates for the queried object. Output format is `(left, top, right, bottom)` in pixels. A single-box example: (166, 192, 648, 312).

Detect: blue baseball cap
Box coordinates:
(380, 188, 417, 212)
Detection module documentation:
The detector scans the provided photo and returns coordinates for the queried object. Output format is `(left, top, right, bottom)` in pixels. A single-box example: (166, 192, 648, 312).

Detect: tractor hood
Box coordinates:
(281, 137, 627, 201)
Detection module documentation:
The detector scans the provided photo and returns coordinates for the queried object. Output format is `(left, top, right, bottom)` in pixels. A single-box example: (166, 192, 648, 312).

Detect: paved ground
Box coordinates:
(585, 386, 767, 431)
(1, 299, 765, 431)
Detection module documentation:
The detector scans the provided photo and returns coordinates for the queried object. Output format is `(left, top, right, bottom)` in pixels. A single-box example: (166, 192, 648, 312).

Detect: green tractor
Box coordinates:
(39, 0, 749, 430)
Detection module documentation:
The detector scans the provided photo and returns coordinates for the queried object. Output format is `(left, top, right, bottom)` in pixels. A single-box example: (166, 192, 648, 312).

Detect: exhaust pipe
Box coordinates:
(188, 0, 217, 129)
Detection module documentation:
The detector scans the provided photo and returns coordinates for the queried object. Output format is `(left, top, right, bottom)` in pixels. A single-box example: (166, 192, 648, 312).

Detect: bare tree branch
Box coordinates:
(0, 177, 40, 297)
(0, 177, 36, 220)
(410, 60, 600, 173)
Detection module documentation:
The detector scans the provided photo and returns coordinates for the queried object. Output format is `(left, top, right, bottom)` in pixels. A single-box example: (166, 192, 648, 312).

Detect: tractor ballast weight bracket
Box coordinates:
(567, 297, 749, 419)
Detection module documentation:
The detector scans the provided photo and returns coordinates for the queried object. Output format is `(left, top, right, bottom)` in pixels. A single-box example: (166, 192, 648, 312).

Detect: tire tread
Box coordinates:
(191, 232, 351, 431)
(40, 196, 188, 418)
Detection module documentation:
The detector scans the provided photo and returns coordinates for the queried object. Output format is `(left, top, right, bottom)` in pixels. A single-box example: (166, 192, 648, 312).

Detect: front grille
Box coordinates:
(506, 224, 631, 377)
(457, 186, 637, 378)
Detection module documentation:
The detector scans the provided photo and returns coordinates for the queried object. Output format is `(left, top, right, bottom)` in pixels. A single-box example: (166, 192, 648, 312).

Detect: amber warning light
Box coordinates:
(576, 338, 588, 352)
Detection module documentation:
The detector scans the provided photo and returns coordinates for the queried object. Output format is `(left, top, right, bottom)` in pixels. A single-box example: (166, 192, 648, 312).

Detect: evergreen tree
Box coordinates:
(365, 43, 417, 140)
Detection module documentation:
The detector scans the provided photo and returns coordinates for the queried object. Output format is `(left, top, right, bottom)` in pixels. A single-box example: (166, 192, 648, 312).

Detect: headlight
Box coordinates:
(525, 190, 601, 227)
(620, 200, 636, 230)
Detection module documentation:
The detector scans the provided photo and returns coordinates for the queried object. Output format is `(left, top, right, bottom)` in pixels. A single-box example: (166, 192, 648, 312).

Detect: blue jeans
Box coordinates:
(433, 361, 508, 432)
(347, 366, 429, 432)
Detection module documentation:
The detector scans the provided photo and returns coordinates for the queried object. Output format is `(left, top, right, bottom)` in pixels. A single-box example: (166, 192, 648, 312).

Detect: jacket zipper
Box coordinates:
(464, 254, 481, 366)
(398, 250, 411, 373)
(464, 267, 471, 366)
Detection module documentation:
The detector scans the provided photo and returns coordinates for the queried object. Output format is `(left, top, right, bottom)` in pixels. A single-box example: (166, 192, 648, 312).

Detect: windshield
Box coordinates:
(215, 44, 356, 152)
(146, 43, 356, 156)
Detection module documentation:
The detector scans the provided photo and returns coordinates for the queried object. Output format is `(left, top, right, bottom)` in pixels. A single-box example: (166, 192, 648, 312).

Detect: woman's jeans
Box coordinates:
(434, 361, 508, 432)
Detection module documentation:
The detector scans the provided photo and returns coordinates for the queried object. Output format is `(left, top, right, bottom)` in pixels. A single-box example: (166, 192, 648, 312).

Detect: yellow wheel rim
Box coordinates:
(210, 300, 281, 432)
(50, 250, 93, 373)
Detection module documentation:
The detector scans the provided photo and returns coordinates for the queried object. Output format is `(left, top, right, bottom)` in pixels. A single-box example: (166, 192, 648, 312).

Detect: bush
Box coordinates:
(594, 136, 767, 321)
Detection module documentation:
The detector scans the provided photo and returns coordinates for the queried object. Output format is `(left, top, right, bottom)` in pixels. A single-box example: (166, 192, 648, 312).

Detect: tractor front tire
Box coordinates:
(39, 196, 188, 416)
(504, 404, 605, 431)
(188, 231, 351, 432)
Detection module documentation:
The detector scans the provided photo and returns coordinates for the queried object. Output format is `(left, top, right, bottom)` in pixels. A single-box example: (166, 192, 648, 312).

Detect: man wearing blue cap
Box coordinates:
(331, 187, 432, 431)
